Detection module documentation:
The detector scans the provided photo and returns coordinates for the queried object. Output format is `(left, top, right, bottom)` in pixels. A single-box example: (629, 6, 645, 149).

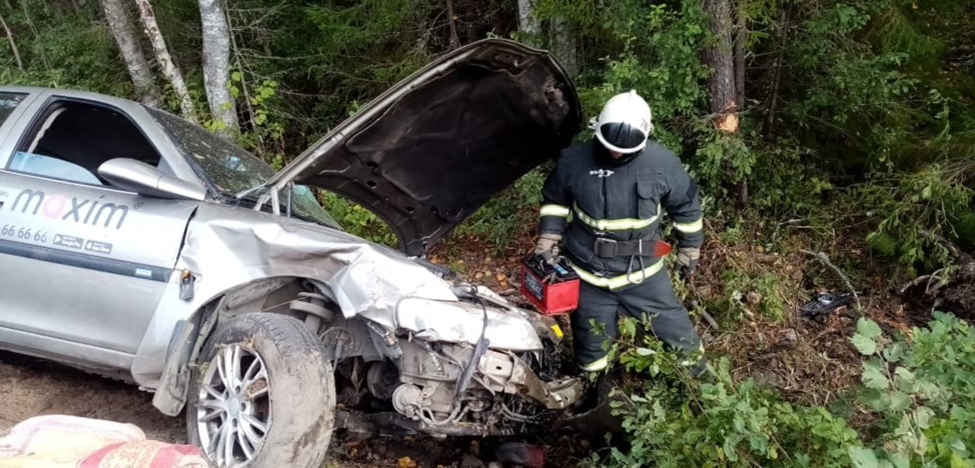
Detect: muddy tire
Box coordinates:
(186, 313, 335, 468)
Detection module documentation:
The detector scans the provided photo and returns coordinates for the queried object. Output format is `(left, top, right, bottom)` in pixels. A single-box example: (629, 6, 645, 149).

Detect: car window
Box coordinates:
(8, 151, 101, 185)
(0, 93, 26, 125)
(144, 106, 342, 229)
(143, 106, 275, 194)
(8, 100, 164, 186)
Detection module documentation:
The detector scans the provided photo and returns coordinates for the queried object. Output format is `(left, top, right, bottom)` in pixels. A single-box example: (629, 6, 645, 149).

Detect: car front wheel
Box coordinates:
(186, 313, 335, 467)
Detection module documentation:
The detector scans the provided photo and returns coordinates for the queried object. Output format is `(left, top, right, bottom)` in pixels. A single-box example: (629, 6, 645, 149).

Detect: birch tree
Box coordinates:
(199, 0, 238, 134)
(102, 0, 162, 107)
(550, 17, 578, 77)
(135, 0, 197, 122)
(517, 0, 539, 39)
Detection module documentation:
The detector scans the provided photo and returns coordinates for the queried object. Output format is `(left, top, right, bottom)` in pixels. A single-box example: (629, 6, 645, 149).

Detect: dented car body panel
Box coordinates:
(133, 203, 545, 386)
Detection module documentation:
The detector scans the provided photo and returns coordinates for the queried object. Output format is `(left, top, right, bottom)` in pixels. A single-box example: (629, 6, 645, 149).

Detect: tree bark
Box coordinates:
(734, 2, 746, 110)
(551, 16, 578, 77)
(135, 0, 197, 122)
(199, 0, 238, 134)
(445, 0, 460, 50)
(703, 0, 738, 133)
(703, 0, 745, 205)
(763, 6, 791, 138)
(102, 0, 162, 107)
(0, 11, 23, 71)
(517, 0, 540, 39)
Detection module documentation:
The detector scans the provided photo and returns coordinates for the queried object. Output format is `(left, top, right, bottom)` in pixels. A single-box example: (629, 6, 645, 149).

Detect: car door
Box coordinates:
(0, 91, 200, 369)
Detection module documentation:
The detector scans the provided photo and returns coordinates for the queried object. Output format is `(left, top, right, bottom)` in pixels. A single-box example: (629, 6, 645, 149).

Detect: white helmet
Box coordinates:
(593, 90, 653, 154)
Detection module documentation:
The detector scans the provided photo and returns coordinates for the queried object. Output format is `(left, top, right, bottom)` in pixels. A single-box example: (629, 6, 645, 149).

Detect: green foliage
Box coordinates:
(319, 192, 398, 248)
(604, 340, 861, 467)
(852, 314, 975, 465)
(453, 168, 546, 253)
(859, 163, 974, 266)
(599, 313, 975, 467)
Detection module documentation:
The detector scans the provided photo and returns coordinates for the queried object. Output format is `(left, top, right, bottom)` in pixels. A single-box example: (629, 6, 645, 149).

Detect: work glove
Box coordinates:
(534, 233, 562, 264)
(675, 247, 700, 280)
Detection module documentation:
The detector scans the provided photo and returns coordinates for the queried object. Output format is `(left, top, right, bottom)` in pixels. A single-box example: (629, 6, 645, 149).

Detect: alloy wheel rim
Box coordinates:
(197, 343, 271, 466)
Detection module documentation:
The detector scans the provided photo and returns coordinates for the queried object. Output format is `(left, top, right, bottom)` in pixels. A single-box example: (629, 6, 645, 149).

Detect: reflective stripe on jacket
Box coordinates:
(538, 140, 703, 288)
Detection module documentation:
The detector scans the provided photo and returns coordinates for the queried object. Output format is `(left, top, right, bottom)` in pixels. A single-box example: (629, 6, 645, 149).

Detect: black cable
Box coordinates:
(454, 288, 490, 405)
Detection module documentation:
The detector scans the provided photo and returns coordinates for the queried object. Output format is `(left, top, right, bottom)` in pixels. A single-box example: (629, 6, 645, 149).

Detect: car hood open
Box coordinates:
(260, 39, 582, 256)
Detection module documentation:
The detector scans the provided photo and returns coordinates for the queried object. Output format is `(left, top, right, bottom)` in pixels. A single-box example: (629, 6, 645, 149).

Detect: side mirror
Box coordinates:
(98, 158, 206, 201)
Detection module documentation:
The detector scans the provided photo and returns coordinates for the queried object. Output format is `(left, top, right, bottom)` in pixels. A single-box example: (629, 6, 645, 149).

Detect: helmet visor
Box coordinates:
(597, 122, 646, 153)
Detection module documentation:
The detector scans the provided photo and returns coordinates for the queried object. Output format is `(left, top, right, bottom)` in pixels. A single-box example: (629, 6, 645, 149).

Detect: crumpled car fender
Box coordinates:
(130, 204, 456, 387)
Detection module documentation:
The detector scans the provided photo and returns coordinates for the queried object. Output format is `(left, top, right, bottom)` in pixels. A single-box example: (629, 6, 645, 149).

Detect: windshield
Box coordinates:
(144, 106, 341, 229)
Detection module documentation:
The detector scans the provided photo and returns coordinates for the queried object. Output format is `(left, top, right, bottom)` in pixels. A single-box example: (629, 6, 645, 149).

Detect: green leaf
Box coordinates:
(858, 318, 883, 339)
(849, 447, 879, 468)
(635, 347, 656, 356)
(950, 453, 970, 468)
(853, 333, 878, 355)
(887, 391, 912, 411)
(883, 343, 905, 363)
(894, 367, 915, 391)
(882, 452, 910, 468)
(915, 406, 935, 429)
(915, 380, 941, 400)
(863, 359, 890, 390)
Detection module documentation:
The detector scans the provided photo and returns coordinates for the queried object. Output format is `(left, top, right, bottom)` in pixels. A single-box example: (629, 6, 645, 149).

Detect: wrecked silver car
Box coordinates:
(0, 39, 582, 467)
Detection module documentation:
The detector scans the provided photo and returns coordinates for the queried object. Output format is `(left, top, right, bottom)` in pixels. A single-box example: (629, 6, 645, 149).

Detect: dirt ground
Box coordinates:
(0, 352, 185, 442)
(0, 352, 582, 467)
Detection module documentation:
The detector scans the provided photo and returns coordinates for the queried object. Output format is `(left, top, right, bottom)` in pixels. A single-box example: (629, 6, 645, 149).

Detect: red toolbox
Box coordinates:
(520, 255, 580, 315)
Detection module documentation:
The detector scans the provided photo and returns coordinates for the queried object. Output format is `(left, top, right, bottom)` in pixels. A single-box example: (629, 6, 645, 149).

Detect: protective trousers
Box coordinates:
(571, 266, 703, 373)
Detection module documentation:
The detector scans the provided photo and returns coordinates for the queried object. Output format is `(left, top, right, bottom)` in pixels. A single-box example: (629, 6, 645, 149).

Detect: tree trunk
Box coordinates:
(445, 0, 460, 50)
(0, 11, 23, 71)
(734, 2, 746, 110)
(102, 0, 162, 107)
(703, 0, 745, 205)
(763, 6, 791, 138)
(135, 0, 197, 122)
(199, 0, 238, 134)
(703, 0, 738, 133)
(551, 16, 578, 77)
(517, 0, 539, 39)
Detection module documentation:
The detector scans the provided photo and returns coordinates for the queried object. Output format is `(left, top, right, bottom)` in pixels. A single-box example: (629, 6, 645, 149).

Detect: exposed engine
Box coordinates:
(289, 281, 582, 436)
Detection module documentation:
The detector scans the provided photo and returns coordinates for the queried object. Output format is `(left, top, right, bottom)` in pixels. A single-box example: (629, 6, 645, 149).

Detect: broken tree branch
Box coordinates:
(801, 249, 861, 314)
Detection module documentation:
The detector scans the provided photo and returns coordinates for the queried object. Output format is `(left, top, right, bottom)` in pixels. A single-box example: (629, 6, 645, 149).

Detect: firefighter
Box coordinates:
(535, 90, 705, 375)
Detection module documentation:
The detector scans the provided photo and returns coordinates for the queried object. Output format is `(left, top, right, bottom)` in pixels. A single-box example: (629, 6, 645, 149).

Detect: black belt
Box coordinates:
(573, 228, 672, 258)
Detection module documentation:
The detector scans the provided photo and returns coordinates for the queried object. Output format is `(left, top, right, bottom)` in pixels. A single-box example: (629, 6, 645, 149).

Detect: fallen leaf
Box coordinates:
(398, 456, 417, 468)
(496, 272, 507, 282)
(475, 272, 484, 279)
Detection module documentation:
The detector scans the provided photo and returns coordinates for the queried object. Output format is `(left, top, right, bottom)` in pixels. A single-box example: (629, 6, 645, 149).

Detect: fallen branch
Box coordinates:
(801, 250, 861, 314)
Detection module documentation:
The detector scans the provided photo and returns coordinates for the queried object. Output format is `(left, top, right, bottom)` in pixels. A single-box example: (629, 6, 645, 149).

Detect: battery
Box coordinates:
(520, 255, 580, 315)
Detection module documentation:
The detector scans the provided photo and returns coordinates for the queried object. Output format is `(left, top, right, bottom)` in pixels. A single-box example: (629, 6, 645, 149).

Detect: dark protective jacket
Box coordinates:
(539, 139, 703, 291)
